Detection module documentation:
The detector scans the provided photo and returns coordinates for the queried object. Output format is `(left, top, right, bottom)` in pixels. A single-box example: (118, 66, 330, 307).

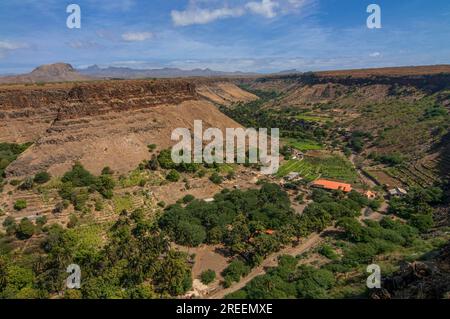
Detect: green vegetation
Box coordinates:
(295, 114, 331, 123)
(166, 170, 180, 182)
(61, 162, 96, 187)
(101, 167, 114, 175)
(369, 152, 404, 166)
(209, 172, 223, 184)
(283, 138, 323, 152)
(318, 244, 338, 261)
(354, 97, 449, 157)
(112, 194, 133, 214)
(16, 218, 35, 240)
(160, 184, 295, 263)
(58, 163, 116, 211)
(227, 255, 335, 299)
(33, 172, 51, 184)
(200, 269, 216, 285)
(18, 178, 34, 190)
(220, 93, 326, 149)
(348, 131, 372, 153)
(222, 260, 250, 287)
(277, 154, 358, 184)
(0, 142, 32, 183)
(388, 186, 443, 231)
(13, 200, 27, 211)
(0, 211, 193, 299)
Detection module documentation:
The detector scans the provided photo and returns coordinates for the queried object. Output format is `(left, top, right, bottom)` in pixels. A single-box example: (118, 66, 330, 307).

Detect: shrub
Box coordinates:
(157, 201, 166, 208)
(95, 175, 115, 199)
(158, 149, 176, 169)
(318, 244, 338, 260)
(209, 173, 223, 185)
(14, 199, 27, 211)
(176, 222, 206, 247)
(16, 218, 35, 240)
(200, 270, 216, 285)
(101, 167, 114, 175)
(18, 178, 34, 190)
(166, 170, 180, 182)
(196, 169, 207, 178)
(222, 260, 250, 284)
(9, 179, 21, 186)
(182, 194, 195, 204)
(67, 214, 79, 228)
(148, 144, 157, 152)
(410, 214, 434, 232)
(62, 162, 96, 187)
(33, 172, 51, 184)
(94, 199, 104, 211)
(226, 171, 236, 180)
(36, 216, 48, 229)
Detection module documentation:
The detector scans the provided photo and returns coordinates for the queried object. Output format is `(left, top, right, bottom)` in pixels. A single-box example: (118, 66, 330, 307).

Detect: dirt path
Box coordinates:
(349, 154, 377, 188)
(208, 231, 326, 299)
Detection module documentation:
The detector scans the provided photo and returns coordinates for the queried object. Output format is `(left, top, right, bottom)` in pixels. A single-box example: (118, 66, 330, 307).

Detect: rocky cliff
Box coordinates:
(0, 79, 256, 177)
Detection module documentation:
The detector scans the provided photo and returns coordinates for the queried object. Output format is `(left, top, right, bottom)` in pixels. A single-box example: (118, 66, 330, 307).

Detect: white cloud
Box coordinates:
(0, 40, 27, 50)
(171, 0, 316, 26)
(0, 40, 28, 59)
(171, 6, 245, 26)
(246, 0, 279, 18)
(121, 32, 153, 42)
(369, 52, 382, 57)
(68, 40, 100, 49)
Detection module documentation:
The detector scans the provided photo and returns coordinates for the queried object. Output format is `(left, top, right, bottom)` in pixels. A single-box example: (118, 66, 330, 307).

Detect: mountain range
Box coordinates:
(78, 64, 259, 79)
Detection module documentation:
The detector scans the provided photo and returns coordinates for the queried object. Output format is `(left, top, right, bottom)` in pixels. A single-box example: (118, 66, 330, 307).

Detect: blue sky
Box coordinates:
(0, 0, 449, 74)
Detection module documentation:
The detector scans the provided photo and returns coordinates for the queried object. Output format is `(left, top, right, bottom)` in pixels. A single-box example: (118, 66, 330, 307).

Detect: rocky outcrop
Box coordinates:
(370, 243, 450, 299)
(0, 80, 255, 177)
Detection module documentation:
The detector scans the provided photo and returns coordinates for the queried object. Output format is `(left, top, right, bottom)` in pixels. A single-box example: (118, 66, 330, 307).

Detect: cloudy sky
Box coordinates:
(0, 0, 449, 74)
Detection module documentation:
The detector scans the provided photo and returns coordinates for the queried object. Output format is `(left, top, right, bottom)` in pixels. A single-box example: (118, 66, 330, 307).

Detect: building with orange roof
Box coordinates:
(312, 179, 352, 193)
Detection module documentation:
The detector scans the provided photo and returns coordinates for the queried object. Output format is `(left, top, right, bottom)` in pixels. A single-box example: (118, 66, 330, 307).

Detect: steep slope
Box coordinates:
(0, 80, 256, 177)
(236, 66, 450, 187)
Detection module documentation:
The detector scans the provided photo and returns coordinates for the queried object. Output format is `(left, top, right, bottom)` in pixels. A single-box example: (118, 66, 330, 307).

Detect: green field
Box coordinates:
(294, 114, 331, 122)
(283, 138, 324, 152)
(277, 154, 359, 184)
(277, 159, 320, 181)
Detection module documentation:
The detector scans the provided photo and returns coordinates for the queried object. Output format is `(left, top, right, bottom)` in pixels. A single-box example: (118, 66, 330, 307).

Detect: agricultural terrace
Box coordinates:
(277, 152, 359, 185)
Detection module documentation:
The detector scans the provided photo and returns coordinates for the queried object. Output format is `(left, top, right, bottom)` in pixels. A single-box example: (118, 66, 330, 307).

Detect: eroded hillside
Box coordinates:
(0, 80, 257, 177)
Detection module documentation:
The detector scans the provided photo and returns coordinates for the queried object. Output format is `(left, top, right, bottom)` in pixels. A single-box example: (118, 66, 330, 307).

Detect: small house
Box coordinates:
(284, 172, 301, 181)
(388, 187, 408, 198)
(312, 179, 352, 193)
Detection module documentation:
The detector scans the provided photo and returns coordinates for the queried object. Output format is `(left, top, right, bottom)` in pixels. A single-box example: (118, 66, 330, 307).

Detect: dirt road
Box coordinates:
(208, 231, 326, 299)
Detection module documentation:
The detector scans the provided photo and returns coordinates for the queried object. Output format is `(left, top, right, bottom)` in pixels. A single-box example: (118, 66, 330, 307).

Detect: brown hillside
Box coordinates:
(0, 80, 257, 177)
(316, 65, 450, 78)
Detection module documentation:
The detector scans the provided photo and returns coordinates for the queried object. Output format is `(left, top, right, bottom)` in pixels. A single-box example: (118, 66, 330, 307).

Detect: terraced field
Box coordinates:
(386, 162, 439, 188)
(283, 138, 324, 152)
(277, 153, 359, 184)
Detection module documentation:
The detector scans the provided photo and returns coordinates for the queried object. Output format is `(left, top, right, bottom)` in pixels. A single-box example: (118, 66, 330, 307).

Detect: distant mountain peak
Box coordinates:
(31, 63, 76, 76)
(0, 62, 91, 84)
